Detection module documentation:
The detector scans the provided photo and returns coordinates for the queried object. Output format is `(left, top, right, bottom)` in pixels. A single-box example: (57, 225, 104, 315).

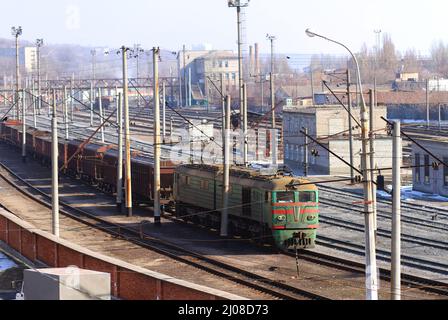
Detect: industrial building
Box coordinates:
(283, 105, 393, 175)
(412, 137, 448, 197)
(0, 46, 37, 73)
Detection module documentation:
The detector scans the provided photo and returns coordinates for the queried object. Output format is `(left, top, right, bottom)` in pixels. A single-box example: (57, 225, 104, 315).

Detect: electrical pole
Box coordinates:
(51, 89, 60, 237)
(310, 68, 315, 105)
(267, 34, 276, 130)
(116, 92, 123, 212)
(98, 87, 105, 143)
(12, 26, 22, 120)
(70, 74, 74, 121)
(426, 78, 430, 128)
(360, 86, 378, 301)
(91, 49, 96, 85)
(228, 1, 249, 131)
(21, 90, 26, 163)
(32, 79, 37, 127)
(188, 68, 192, 107)
(183, 45, 187, 107)
(162, 81, 166, 142)
(221, 95, 231, 237)
(369, 89, 377, 232)
(153, 47, 162, 226)
(90, 82, 94, 126)
(243, 82, 248, 166)
(122, 46, 133, 217)
(347, 69, 355, 183)
(36, 39, 43, 114)
(63, 85, 69, 140)
(304, 127, 308, 176)
(391, 120, 401, 300)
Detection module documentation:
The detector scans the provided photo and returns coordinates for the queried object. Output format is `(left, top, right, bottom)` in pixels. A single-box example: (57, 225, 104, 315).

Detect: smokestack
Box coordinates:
(254, 43, 260, 75)
(249, 45, 254, 76)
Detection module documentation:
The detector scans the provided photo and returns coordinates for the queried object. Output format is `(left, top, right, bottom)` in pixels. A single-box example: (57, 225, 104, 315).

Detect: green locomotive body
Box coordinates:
(174, 164, 319, 250)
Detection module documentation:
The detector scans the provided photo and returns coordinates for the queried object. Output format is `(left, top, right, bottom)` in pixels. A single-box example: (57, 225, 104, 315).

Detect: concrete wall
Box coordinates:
(0, 208, 246, 300)
(412, 139, 448, 196)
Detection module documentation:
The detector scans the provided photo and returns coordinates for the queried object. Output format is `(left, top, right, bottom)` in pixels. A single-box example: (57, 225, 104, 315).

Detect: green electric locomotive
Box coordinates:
(173, 164, 319, 250)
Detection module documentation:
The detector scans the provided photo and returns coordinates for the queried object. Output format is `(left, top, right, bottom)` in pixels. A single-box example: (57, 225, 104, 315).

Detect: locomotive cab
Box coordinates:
(271, 189, 319, 250)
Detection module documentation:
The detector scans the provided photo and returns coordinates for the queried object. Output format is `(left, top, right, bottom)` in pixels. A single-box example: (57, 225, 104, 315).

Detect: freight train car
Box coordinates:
(174, 164, 319, 250)
(0, 121, 175, 204)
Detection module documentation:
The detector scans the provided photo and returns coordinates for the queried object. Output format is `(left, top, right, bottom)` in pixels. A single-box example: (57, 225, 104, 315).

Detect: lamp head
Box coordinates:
(305, 28, 316, 38)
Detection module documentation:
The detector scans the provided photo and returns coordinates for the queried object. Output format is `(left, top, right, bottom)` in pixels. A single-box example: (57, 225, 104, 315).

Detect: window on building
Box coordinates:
(232, 73, 236, 80)
(424, 154, 430, 184)
(444, 157, 448, 186)
(285, 144, 289, 160)
(219, 60, 223, 68)
(225, 61, 229, 68)
(226, 73, 230, 80)
(415, 153, 421, 183)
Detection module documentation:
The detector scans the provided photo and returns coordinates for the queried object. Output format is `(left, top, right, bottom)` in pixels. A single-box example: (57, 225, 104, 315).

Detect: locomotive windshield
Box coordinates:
(299, 191, 316, 203)
(275, 192, 295, 203)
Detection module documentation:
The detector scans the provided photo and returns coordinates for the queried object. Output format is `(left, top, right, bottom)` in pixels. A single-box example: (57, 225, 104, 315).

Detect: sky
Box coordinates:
(0, 0, 447, 58)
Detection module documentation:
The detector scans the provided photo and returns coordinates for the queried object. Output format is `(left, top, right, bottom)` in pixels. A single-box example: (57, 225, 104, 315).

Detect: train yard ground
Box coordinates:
(0, 143, 446, 300)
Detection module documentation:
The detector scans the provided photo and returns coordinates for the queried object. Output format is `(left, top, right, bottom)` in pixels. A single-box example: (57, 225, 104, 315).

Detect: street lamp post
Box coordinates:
(11, 26, 22, 120)
(228, 0, 250, 128)
(305, 28, 379, 300)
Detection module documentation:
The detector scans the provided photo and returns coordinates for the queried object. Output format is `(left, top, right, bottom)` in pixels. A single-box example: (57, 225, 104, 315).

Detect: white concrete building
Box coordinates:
(283, 105, 393, 175)
(412, 138, 448, 196)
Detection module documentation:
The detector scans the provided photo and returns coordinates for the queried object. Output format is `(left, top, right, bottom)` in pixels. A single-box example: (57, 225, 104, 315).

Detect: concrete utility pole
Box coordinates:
(36, 39, 43, 114)
(391, 120, 402, 300)
(32, 80, 37, 127)
(70, 74, 74, 121)
(91, 49, 96, 85)
(310, 68, 315, 105)
(426, 79, 430, 128)
(21, 90, 26, 163)
(90, 82, 94, 126)
(98, 87, 105, 143)
(221, 95, 231, 237)
(162, 81, 166, 141)
(12, 26, 22, 120)
(122, 46, 133, 217)
(304, 127, 309, 176)
(134, 44, 143, 108)
(63, 86, 69, 140)
(153, 47, 162, 226)
(183, 45, 187, 107)
(51, 90, 60, 237)
(347, 69, 355, 183)
(439, 104, 442, 129)
(369, 90, 377, 232)
(188, 68, 192, 107)
(116, 92, 123, 212)
(242, 83, 248, 166)
(170, 116, 173, 138)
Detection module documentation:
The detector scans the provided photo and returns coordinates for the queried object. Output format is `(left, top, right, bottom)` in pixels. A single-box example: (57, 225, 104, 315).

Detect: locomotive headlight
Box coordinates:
(277, 215, 286, 222)
(307, 216, 316, 222)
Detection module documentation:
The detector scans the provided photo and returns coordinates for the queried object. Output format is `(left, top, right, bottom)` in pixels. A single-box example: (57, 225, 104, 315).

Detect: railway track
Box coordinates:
(286, 249, 448, 297)
(317, 209, 448, 250)
(318, 185, 448, 231)
(316, 235, 448, 276)
(319, 184, 448, 220)
(0, 157, 329, 301)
